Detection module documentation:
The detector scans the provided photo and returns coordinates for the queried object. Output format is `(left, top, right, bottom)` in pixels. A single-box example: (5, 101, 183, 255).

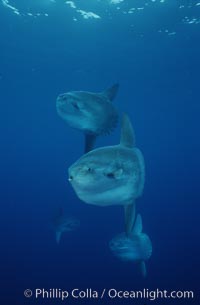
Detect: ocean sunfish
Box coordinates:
(56, 84, 119, 152)
(109, 214, 152, 277)
(52, 208, 80, 244)
(68, 114, 145, 235)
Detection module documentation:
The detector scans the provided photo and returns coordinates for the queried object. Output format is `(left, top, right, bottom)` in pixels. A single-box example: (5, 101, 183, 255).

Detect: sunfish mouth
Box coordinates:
(68, 176, 73, 182)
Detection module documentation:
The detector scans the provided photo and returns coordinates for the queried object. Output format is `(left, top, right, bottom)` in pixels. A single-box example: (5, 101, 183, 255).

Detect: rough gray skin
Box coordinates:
(68, 114, 145, 235)
(56, 84, 119, 152)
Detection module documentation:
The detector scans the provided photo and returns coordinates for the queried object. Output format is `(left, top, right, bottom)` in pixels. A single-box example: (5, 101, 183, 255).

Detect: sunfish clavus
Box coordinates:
(56, 84, 119, 152)
(68, 114, 145, 235)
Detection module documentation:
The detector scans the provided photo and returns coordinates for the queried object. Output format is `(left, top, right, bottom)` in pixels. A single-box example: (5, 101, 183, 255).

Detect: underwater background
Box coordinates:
(1, 0, 200, 304)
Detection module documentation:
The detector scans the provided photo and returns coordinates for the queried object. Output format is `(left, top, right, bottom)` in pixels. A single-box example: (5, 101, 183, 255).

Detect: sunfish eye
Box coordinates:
(106, 168, 123, 179)
(82, 165, 92, 172)
(71, 100, 80, 110)
(106, 172, 115, 179)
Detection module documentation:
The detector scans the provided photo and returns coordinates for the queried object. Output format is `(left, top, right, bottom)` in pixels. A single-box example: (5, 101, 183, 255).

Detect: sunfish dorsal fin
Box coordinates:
(102, 83, 119, 101)
(120, 114, 135, 148)
(132, 214, 143, 235)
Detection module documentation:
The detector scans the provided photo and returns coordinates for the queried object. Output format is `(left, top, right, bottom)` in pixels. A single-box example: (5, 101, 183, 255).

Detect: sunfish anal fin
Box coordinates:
(140, 261, 147, 278)
(85, 134, 96, 153)
(132, 214, 143, 235)
(102, 83, 119, 101)
(124, 201, 136, 236)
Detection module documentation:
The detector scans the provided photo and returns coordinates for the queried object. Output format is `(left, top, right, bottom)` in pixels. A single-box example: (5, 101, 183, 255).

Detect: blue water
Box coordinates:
(1, 1, 200, 304)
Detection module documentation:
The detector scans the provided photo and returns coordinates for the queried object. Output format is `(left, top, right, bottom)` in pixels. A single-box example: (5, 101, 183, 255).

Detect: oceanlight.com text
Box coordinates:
(24, 288, 194, 301)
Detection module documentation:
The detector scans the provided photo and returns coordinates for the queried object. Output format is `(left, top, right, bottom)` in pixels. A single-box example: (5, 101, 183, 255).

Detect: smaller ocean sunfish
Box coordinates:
(109, 214, 152, 277)
(56, 84, 119, 152)
(52, 208, 80, 244)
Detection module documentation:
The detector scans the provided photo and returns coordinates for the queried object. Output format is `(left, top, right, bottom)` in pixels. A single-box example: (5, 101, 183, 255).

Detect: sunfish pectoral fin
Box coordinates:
(56, 231, 62, 244)
(102, 83, 119, 101)
(124, 201, 136, 236)
(85, 134, 96, 153)
(140, 261, 147, 278)
(120, 113, 135, 148)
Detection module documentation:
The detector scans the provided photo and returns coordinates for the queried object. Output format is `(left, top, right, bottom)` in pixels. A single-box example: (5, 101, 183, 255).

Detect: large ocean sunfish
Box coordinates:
(56, 84, 119, 152)
(109, 214, 152, 277)
(68, 114, 145, 235)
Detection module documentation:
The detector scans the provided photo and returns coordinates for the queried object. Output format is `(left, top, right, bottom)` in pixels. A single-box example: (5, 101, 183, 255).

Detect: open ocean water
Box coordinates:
(1, 1, 200, 304)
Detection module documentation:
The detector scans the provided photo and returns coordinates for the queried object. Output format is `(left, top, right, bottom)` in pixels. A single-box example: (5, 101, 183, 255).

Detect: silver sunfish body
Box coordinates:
(56, 84, 119, 152)
(68, 114, 145, 235)
(109, 214, 152, 277)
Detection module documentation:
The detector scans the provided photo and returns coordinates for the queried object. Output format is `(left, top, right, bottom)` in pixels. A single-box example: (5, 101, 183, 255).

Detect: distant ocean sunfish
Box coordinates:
(109, 214, 152, 277)
(52, 208, 80, 244)
(56, 84, 119, 152)
(68, 114, 145, 235)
